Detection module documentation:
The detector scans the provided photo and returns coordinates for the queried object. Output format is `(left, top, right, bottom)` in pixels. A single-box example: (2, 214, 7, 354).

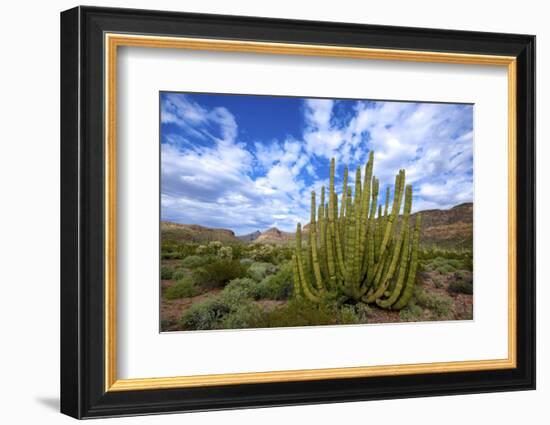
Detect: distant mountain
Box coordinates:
(160, 221, 240, 244)
(161, 202, 473, 250)
(237, 230, 261, 242)
(411, 202, 473, 249)
(254, 227, 294, 245)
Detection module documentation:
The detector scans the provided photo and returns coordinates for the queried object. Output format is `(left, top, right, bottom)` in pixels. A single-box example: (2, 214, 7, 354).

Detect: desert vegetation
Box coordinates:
(160, 238, 473, 331)
(160, 154, 473, 332)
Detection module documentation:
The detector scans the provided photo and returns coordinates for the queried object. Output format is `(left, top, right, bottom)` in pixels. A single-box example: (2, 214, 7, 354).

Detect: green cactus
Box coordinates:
(292, 153, 421, 310)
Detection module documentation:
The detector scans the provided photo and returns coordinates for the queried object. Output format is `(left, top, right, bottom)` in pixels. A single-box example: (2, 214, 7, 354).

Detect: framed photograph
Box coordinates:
(60, 6, 535, 419)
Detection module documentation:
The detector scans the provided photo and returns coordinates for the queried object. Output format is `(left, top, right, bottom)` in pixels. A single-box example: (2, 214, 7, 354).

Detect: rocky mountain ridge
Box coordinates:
(162, 202, 473, 249)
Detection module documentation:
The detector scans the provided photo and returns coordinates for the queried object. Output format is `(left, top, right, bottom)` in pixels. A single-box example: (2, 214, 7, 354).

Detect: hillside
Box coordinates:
(237, 230, 261, 242)
(411, 202, 473, 249)
(254, 227, 294, 245)
(161, 202, 473, 250)
(160, 221, 241, 244)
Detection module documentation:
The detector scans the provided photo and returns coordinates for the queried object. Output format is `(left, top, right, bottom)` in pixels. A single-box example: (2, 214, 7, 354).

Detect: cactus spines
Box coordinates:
(292, 154, 421, 310)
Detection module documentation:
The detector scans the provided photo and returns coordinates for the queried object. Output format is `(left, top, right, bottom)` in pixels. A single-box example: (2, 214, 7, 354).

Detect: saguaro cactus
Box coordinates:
(292, 153, 421, 310)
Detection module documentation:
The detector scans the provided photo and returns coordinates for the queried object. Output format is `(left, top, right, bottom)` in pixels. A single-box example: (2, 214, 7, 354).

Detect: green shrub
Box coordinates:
(259, 299, 335, 328)
(172, 269, 186, 281)
(247, 262, 277, 282)
(208, 241, 223, 252)
(414, 287, 453, 319)
(196, 245, 208, 255)
(230, 243, 245, 260)
(165, 276, 200, 300)
(180, 284, 258, 330)
(217, 246, 233, 260)
(160, 266, 175, 280)
(160, 241, 198, 260)
(181, 255, 211, 268)
(438, 264, 455, 274)
(399, 303, 424, 321)
(161, 251, 183, 260)
(256, 262, 293, 300)
(447, 270, 473, 295)
(455, 270, 473, 281)
(192, 259, 247, 289)
(338, 305, 361, 324)
(448, 280, 473, 295)
(247, 244, 276, 262)
(353, 303, 372, 322)
(422, 256, 464, 275)
(239, 258, 254, 267)
(180, 297, 231, 330)
(220, 303, 264, 329)
(432, 276, 444, 289)
(222, 278, 259, 299)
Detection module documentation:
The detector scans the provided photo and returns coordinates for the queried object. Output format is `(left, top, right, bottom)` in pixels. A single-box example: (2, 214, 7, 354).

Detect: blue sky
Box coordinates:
(161, 92, 473, 235)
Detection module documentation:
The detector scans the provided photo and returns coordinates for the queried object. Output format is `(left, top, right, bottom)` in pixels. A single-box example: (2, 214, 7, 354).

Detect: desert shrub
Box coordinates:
(230, 243, 245, 260)
(447, 270, 473, 295)
(423, 257, 461, 275)
(192, 259, 247, 289)
(451, 280, 473, 295)
(414, 287, 453, 319)
(161, 251, 182, 260)
(208, 241, 223, 251)
(274, 246, 294, 264)
(399, 303, 424, 321)
(220, 303, 265, 329)
(181, 255, 212, 268)
(247, 262, 278, 282)
(172, 269, 187, 281)
(432, 276, 444, 289)
(196, 245, 208, 255)
(256, 262, 293, 300)
(247, 244, 276, 263)
(338, 305, 361, 324)
(160, 266, 175, 280)
(455, 270, 473, 281)
(259, 299, 335, 328)
(448, 280, 473, 295)
(445, 259, 463, 269)
(180, 297, 231, 330)
(352, 302, 372, 322)
(420, 248, 473, 273)
(165, 276, 200, 300)
(222, 278, 259, 299)
(217, 246, 233, 260)
(161, 241, 197, 260)
(438, 264, 455, 274)
(332, 302, 372, 325)
(240, 258, 254, 267)
(180, 284, 258, 330)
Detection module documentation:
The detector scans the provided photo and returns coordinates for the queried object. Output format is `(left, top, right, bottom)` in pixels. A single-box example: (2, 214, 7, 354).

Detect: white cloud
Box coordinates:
(161, 94, 473, 233)
(301, 99, 473, 212)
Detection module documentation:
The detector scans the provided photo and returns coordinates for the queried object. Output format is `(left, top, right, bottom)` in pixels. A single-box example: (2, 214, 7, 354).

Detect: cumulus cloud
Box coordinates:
(160, 93, 473, 234)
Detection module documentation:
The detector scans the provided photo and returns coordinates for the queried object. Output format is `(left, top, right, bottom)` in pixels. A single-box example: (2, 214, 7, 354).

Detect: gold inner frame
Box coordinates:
(104, 33, 517, 392)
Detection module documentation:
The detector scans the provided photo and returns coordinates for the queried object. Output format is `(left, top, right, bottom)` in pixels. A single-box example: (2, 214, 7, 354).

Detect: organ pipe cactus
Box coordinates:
(292, 152, 421, 310)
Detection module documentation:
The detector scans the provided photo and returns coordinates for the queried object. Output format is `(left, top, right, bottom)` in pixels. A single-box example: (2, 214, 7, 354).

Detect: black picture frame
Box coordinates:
(60, 5, 536, 419)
